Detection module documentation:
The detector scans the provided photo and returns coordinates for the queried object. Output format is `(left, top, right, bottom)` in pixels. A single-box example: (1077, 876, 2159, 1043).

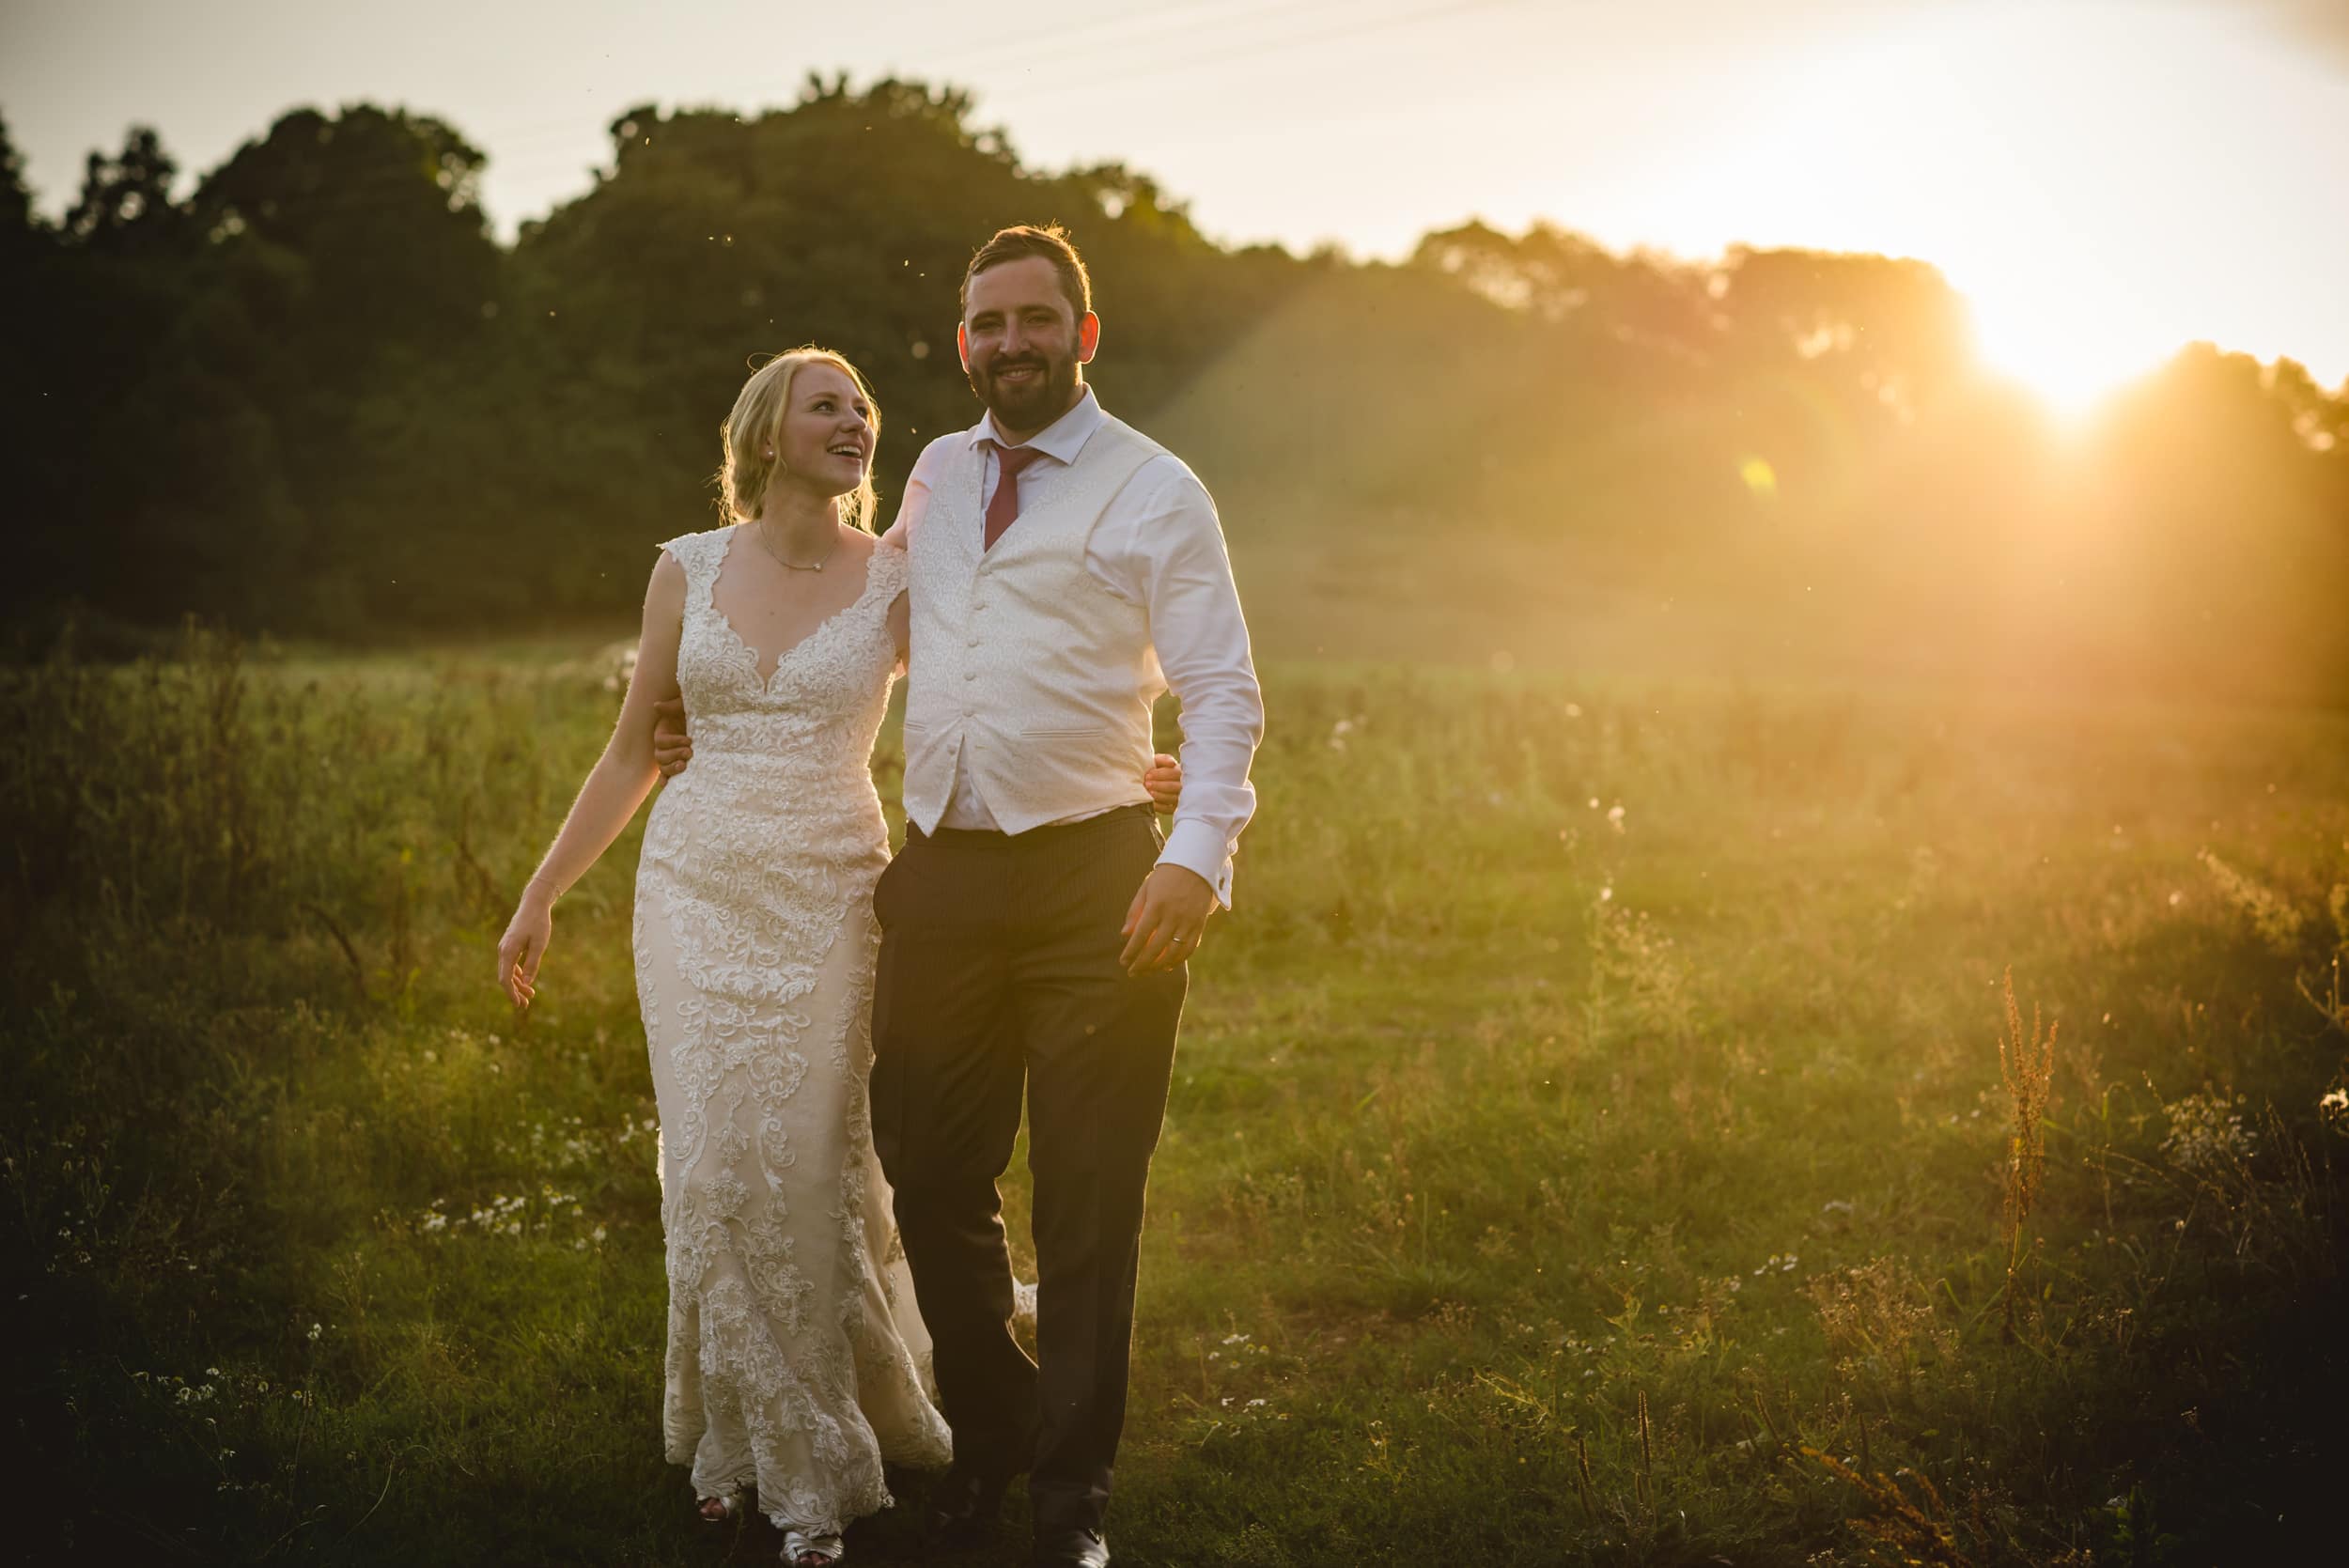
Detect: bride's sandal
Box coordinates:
(698, 1489, 746, 1524)
(782, 1527, 845, 1567)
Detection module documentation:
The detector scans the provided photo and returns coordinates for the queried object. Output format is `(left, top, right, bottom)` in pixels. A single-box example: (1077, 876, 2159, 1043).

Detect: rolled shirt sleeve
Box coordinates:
(1091, 459, 1264, 907)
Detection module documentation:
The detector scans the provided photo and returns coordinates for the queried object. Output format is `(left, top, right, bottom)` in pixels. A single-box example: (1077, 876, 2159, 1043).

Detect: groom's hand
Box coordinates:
(1120, 862, 1216, 975)
(652, 697, 693, 778)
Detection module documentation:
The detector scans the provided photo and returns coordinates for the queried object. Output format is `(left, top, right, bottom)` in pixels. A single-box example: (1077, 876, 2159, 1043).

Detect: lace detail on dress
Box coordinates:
(633, 530, 944, 1533)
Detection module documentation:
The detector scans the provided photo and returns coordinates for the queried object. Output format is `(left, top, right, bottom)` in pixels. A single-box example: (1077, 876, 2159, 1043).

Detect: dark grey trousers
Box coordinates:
(870, 803, 1187, 1537)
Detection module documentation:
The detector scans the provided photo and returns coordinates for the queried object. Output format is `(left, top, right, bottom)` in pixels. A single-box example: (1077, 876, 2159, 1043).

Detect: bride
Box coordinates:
(493, 347, 1179, 1566)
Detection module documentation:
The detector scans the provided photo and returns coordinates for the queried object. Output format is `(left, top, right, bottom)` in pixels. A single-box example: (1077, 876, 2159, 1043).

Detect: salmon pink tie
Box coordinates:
(983, 441, 1047, 551)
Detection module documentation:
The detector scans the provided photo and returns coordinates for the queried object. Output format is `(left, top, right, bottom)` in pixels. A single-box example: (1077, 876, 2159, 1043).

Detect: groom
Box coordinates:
(879, 222, 1261, 1568)
(662, 225, 1262, 1567)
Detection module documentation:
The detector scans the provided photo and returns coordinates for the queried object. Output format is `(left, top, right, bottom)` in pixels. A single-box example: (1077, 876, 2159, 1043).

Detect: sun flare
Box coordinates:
(1963, 272, 2171, 420)
(1585, 3, 2349, 418)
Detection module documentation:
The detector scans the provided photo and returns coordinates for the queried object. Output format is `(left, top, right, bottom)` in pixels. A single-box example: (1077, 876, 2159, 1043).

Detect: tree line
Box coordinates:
(5, 77, 2344, 704)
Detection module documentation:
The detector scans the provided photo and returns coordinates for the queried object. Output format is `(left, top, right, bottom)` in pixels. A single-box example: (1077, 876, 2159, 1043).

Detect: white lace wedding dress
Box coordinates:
(633, 526, 951, 1534)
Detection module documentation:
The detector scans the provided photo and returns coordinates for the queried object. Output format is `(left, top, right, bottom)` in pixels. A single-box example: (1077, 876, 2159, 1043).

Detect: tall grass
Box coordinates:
(1997, 971, 2056, 1340)
(5, 635, 2347, 1564)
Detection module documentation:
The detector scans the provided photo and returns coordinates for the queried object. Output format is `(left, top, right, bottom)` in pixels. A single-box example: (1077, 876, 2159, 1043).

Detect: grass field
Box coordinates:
(6, 632, 2346, 1566)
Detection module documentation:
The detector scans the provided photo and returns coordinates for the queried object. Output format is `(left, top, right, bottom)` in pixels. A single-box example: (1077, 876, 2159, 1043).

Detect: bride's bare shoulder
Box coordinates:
(842, 528, 902, 582)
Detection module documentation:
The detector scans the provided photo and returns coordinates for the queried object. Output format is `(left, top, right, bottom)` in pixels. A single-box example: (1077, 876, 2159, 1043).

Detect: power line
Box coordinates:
(60, 0, 1565, 232)
(909, 0, 1341, 77)
(1003, 0, 1557, 104)
(462, 0, 1420, 163)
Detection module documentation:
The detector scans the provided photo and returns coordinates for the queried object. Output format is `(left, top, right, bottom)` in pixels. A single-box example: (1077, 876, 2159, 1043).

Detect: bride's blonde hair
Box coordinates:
(715, 347, 882, 531)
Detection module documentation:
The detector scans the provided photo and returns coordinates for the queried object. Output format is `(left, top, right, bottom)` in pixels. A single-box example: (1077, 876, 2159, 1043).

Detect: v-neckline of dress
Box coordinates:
(708, 525, 884, 691)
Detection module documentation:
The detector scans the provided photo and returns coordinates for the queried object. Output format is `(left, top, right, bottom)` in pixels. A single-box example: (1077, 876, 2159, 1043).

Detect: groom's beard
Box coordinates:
(970, 348, 1080, 435)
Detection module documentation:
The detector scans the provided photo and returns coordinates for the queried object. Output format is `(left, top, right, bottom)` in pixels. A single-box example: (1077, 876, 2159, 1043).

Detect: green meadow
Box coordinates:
(6, 633, 2345, 1565)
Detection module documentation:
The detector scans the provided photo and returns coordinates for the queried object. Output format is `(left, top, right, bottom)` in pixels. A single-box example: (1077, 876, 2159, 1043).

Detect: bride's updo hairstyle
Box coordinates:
(715, 347, 882, 531)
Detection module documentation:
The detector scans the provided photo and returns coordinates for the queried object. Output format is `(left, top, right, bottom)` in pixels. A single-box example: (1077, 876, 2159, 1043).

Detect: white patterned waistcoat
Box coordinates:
(902, 414, 1169, 836)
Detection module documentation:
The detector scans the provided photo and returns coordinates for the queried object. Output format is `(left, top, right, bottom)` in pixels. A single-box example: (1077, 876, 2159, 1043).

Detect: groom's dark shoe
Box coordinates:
(925, 1465, 1011, 1550)
(1033, 1526, 1110, 1568)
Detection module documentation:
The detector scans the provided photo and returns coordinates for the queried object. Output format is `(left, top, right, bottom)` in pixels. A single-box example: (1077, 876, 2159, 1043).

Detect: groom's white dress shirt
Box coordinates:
(887, 386, 1263, 906)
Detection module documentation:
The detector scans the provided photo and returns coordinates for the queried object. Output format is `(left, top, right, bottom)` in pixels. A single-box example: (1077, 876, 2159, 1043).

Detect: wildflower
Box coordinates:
(2160, 1092, 2257, 1171)
(2199, 849, 2306, 952)
(1607, 804, 1626, 834)
(307, 1323, 322, 1342)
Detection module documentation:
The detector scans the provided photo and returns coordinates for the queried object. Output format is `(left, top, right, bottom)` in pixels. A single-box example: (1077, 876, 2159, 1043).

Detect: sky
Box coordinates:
(4, 0, 2345, 405)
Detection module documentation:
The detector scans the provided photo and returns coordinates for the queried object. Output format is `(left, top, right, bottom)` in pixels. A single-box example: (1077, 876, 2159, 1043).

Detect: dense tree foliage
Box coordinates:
(4, 85, 2344, 703)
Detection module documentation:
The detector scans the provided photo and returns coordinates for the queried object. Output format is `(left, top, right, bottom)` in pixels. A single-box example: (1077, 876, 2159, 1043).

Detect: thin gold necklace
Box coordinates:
(753, 519, 839, 573)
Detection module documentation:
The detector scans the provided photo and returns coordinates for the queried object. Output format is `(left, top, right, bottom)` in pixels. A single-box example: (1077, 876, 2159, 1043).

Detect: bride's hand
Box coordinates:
(497, 890, 554, 1010)
(1143, 752, 1182, 813)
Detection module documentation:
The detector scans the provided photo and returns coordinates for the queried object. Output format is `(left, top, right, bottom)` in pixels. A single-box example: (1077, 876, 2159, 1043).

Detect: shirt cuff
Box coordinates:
(1159, 816, 1237, 909)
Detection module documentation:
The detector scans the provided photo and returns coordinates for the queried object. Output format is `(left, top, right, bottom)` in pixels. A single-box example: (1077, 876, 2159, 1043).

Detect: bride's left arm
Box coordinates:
(1143, 752, 1182, 811)
(877, 444, 928, 675)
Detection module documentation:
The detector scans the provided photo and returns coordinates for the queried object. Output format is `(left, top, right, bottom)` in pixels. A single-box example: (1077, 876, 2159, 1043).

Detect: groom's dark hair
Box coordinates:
(962, 225, 1093, 321)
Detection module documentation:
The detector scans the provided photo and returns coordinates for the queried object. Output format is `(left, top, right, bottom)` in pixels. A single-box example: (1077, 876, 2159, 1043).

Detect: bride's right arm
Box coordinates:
(495, 552, 687, 1008)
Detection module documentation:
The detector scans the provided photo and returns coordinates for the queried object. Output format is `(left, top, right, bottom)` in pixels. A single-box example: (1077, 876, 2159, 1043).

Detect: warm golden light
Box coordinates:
(1967, 278, 2171, 421)
(1531, 3, 2349, 416)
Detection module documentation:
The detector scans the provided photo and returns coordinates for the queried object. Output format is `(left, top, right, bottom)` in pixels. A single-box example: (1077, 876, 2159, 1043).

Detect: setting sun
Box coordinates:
(1966, 270, 2172, 419)
(1474, 2, 2349, 415)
